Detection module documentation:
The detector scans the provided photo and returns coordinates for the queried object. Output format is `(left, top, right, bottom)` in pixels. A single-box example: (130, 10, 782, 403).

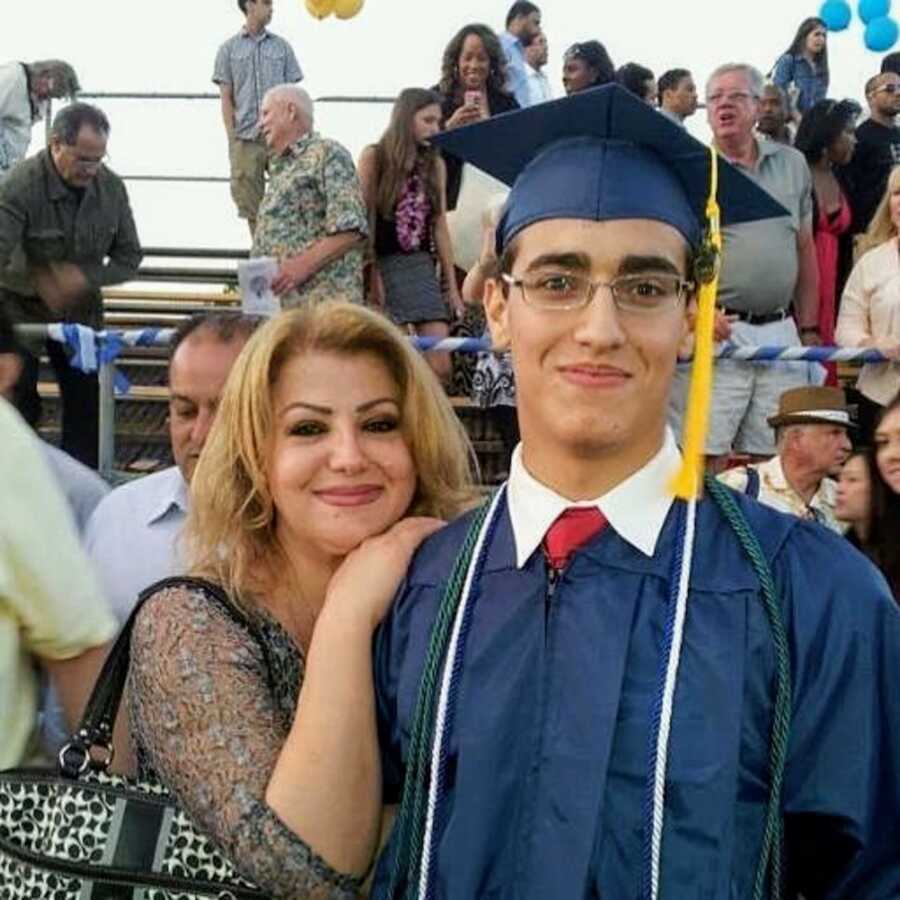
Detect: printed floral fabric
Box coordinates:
(718, 455, 846, 534)
(129, 582, 361, 900)
(395, 169, 431, 252)
(472, 330, 516, 409)
(449, 303, 483, 397)
(252, 132, 367, 308)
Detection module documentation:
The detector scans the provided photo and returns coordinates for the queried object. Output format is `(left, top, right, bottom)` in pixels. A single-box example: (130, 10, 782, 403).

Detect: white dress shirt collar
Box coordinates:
(146, 466, 190, 526)
(506, 430, 682, 568)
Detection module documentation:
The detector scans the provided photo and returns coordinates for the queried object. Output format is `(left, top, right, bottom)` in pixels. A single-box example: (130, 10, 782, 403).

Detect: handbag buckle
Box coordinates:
(58, 727, 115, 778)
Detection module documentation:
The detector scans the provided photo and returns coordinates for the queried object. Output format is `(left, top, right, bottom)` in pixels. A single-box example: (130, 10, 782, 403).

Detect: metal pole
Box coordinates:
(97, 360, 116, 480)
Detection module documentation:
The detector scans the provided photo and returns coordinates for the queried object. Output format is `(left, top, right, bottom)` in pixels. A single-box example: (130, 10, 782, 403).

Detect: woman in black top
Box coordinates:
(358, 88, 462, 383)
(431, 23, 519, 212)
(430, 23, 519, 400)
(562, 41, 616, 96)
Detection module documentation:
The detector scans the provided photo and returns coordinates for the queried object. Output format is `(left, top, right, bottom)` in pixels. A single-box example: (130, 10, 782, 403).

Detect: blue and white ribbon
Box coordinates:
(44, 325, 177, 395)
(38, 322, 889, 401)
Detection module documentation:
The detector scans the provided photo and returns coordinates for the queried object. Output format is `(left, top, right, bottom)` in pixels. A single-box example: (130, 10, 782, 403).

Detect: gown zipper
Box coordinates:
(545, 564, 561, 631)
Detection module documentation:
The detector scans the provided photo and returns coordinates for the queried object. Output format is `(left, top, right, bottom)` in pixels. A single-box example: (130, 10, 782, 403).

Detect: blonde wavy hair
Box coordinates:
(857, 165, 900, 257)
(185, 301, 477, 600)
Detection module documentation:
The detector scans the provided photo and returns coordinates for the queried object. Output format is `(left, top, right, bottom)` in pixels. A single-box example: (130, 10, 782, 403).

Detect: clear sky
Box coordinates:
(5, 0, 890, 250)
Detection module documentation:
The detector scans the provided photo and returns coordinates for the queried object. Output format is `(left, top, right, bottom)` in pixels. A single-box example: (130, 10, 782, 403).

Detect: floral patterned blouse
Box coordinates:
(129, 581, 361, 900)
(252, 131, 368, 308)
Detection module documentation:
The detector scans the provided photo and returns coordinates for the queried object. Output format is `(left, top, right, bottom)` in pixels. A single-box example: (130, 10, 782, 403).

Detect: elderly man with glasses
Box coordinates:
(0, 101, 142, 468)
(839, 70, 900, 240)
(669, 62, 820, 467)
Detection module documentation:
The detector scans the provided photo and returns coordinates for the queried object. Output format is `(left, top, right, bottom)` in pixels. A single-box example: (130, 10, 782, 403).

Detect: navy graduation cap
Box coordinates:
(431, 84, 787, 254)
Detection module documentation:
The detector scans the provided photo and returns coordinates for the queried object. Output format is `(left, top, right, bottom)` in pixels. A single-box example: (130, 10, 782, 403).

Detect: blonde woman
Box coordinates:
(836, 166, 900, 437)
(128, 302, 475, 898)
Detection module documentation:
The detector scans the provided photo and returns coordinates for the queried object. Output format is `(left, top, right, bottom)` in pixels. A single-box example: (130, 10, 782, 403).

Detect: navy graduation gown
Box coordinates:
(372, 491, 900, 899)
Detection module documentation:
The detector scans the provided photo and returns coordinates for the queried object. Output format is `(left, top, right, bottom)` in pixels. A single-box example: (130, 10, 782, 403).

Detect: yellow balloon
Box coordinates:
(333, 0, 364, 19)
(305, 0, 335, 19)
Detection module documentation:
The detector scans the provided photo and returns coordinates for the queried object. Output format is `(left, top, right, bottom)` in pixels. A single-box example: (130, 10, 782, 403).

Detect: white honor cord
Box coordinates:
(650, 497, 697, 900)
(417, 486, 507, 900)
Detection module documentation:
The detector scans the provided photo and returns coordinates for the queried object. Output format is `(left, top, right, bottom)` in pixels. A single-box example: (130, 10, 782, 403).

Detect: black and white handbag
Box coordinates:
(0, 577, 271, 899)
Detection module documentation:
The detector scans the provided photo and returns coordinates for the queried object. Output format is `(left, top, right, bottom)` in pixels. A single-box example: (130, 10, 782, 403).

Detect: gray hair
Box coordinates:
(775, 423, 809, 449)
(29, 60, 80, 98)
(50, 102, 110, 145)
(264, 84, 314, 126)
(706, 63, 765, 99)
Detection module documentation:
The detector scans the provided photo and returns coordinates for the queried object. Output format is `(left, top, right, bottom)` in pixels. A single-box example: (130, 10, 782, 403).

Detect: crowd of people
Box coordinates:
(2, 1, 900, 897)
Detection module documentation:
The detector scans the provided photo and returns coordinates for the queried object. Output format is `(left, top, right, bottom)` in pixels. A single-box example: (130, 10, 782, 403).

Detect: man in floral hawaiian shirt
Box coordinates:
(252, 84, 366, 307)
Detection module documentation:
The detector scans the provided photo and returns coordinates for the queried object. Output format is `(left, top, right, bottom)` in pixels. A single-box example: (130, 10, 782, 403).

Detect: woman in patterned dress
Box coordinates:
(128, 302, 475, 898)
(464, 199, 519, 474)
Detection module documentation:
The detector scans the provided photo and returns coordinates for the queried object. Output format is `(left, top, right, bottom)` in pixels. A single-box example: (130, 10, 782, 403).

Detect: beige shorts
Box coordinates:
(668, 317, 825, 456)
(228, 136, 269, 221)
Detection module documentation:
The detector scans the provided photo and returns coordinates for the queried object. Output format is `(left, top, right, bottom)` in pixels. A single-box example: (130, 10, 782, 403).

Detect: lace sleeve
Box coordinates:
(128, 584, 361, 900)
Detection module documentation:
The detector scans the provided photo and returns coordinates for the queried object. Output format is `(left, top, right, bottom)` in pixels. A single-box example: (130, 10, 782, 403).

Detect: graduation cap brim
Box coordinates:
(432, 85, 788, 245)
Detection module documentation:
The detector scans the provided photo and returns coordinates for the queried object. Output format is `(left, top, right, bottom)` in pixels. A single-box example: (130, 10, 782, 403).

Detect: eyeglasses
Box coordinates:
(73, 158, 105, 171)
(705, 90, 757, 106)
(501, 271, 693, 314)
(59, 143, 107, 170)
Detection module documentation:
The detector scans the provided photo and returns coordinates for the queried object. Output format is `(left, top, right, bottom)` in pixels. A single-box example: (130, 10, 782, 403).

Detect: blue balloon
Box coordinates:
(865, 15, 900, 49)
(859, 0, 891, 24)
(820, 0, 853, 29)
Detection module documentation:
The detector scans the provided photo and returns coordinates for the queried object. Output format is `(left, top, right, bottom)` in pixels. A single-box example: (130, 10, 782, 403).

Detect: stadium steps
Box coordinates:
(36, 289, 510, 483)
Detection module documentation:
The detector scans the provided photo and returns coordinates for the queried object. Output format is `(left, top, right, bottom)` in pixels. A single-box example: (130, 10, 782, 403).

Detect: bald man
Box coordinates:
(251, 84, 367, 308)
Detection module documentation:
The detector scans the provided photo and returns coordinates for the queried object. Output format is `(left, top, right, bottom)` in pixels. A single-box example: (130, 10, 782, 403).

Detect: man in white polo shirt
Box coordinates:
(84, 312, 261, 623)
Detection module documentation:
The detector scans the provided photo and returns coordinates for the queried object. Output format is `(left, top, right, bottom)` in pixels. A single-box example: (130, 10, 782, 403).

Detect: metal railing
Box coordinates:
(26, 92, 391, 475)
(16, 316, 887, 480)
(51, 91, 396, 185)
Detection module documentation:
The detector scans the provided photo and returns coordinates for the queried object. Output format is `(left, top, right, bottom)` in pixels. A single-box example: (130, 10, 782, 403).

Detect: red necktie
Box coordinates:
(542, 507, 608, 571)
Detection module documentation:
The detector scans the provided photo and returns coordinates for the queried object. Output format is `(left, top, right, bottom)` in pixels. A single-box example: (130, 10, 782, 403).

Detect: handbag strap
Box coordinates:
(61, 575, 270, 778)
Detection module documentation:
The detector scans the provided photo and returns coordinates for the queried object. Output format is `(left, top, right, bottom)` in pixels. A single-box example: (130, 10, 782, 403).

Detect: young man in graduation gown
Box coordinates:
(269, 86, 900, 899)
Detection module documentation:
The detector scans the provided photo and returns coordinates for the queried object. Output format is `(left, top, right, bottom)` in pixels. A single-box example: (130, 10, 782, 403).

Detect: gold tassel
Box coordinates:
(670, 146, 722, 500)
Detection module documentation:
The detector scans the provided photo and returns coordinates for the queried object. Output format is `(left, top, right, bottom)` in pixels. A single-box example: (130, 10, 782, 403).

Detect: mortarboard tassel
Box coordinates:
(670, 146, 722, 500)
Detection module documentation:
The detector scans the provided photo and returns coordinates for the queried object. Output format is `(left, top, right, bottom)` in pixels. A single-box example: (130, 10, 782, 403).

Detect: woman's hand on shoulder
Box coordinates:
(324, 517, 446, 630)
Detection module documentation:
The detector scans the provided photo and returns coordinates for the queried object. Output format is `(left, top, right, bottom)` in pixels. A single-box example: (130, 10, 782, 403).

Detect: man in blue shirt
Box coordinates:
(84, 312, 261, 624)
(499, 1, 542, 108)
